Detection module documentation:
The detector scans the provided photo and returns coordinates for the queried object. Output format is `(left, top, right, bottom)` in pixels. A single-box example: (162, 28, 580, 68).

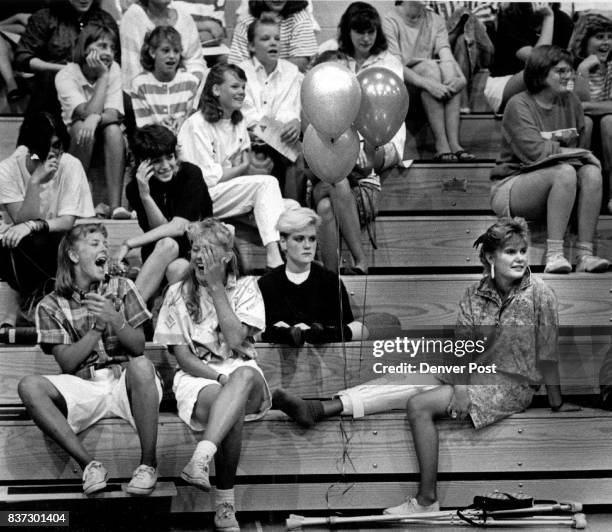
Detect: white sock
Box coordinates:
(215, 487, 235, 507)
(195, 440, 217, 459)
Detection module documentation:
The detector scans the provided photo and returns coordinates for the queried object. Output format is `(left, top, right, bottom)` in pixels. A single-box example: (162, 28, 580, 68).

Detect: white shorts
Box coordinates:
(484, 75, 512, 114)
(173, 358, 272, 431)
(337, 377, 440, 418)
(44, 366, 163, 434)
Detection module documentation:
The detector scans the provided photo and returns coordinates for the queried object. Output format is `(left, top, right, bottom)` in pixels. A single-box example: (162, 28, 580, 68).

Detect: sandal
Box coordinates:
(454, 150, 476, 162)
(433, 152, 458, 162)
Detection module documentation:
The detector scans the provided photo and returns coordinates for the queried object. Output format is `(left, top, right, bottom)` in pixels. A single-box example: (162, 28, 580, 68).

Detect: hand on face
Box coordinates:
(86, 49, 109, 78)
(136, 160, 154, 196)
(31, 151, 59, 185)
(193, 244, 229, 289)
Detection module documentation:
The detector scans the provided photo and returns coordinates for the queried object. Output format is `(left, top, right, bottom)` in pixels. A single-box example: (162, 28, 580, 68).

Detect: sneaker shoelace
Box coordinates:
(217, 502, 235, 519)
(133, 465, 154, 480)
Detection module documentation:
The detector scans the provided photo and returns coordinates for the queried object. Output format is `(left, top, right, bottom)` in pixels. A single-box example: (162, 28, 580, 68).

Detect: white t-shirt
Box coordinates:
(0, 147, 95, 232)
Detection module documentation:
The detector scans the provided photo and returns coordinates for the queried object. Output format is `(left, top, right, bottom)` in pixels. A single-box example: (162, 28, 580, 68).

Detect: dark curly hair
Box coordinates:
(248, 0, 308, 19)
(338, 2, 388, 58)
(131, 124, 177, 164)
(198, 63, 246, 125)
(140, 26, 184, 73)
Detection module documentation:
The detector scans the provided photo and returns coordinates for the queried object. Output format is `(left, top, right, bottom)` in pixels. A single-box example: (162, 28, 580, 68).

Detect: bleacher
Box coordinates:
(1, 0, 612, 524)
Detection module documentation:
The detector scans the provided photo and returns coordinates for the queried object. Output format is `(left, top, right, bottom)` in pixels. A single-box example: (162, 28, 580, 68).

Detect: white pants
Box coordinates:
(209, 175, 291, 246)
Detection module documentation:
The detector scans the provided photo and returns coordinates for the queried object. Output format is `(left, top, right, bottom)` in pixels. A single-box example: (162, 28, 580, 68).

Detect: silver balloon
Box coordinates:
(303, 125, 360, 184)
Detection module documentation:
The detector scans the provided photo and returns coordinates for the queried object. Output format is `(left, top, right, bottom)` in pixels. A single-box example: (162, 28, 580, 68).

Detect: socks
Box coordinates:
(214, 487, 235, 507)
(545, 239, 564, 260)
(196, 440, 217, 459)
(272, 389, 324, 428)
(574, 241, 593, 262)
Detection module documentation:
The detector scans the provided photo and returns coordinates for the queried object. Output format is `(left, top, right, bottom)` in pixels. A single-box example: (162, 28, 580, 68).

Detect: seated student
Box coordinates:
(383, 1, 474, 161)
(0, 112, 94, 326)
(116, 125, 212, 304)
(484, 2, 573, 114)
(55, 22, 128, 220)
(239, 13, 305, 202)
(229, 0, 317, 72)
(569, 13, 612, 213)
(18, 223, 162, 496)
(382, 217, 579, 515)
(0, 13, 31, 102)
(130, 26, 201, 135)
(154, 219, 271, 532)
(178, 63, 295, 271)
(490, 45, 609, 274)
(258, 207, 367, 347)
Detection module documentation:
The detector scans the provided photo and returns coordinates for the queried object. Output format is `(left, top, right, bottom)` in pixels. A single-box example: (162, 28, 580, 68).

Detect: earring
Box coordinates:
(490, 262, 495, 280)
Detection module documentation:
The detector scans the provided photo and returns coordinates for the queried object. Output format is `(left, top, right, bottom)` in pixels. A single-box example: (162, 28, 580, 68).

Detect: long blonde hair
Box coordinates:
(181, 219, 238, 323)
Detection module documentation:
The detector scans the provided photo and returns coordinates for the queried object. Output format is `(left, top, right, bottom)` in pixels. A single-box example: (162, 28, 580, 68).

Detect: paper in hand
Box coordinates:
(254, 116, 301, 163)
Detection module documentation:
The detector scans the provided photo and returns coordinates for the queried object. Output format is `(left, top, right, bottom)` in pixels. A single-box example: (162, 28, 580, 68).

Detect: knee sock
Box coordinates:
(545, 239, 565, 260)
(272, 389, 324, 428)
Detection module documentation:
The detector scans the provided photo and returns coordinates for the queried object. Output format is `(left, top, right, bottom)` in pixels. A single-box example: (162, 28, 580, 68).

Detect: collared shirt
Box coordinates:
(240, 57, 303, 128)
(130, 70, 200, 134)
(0, 147, 95, 232)
(55, 61, 124, 126)
(456, 272, 559, 384)
(154, 275, 265, 361)
(229, 9, 317, 65)
(178, 112, 250, 188)
(346, 51, 406, 162)
(36, 277, 151, 374)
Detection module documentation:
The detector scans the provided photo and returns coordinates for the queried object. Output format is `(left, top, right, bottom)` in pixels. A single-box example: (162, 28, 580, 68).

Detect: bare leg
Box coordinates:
(406, 385, 454, 505)
(69, 122, 95, 172)
(452, 34, 471, 111)
(135, 238, 179, 303)
(166, 258, 190, 284)
(0, 38, 17, 92)
(576, 163, 603, 243)
(102, 124, 125, 212)
(316, 197, 341, 273)
(413, 61, 451, 155)
(18, 375, 92, 469)
(599, 116, 612, 211)
(125, 356, 160, 467)
(509, 164, 577, 241)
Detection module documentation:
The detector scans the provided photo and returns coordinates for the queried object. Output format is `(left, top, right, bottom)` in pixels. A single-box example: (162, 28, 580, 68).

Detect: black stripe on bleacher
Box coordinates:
(378, 210, 495, 216)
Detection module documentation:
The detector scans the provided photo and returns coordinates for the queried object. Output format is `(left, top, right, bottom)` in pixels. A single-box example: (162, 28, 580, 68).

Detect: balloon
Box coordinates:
(355, 67, 409, 147)
(301, 63, 361, 139)
(303, 125, 360, 184)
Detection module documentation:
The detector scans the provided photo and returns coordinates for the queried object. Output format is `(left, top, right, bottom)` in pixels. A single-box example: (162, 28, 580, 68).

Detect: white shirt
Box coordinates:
(178, 112, 250, 188)
(55, 62, 124, 126)
(240, 57, 303, 128)
(0, 147, 95, 231)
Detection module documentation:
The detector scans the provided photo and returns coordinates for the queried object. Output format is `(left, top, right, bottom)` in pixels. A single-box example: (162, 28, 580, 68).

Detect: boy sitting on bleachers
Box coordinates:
(116, 125, 213, 304)
(18, 223, 162, 496)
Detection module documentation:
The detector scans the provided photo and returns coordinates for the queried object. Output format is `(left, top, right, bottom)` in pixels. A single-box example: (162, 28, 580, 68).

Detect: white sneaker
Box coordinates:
(82, 460, 108, 495)
(214, 502, 240, 531)
(181, 444, 212, 491)
(126, 464, 157, 495)
(575, 255, 610, 273)
(384, 497, 440, 515)
(544, 254, 571, 274)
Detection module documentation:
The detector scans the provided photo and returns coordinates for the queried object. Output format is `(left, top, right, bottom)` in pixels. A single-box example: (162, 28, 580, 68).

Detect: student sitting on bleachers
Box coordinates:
(178, 63, 294, 271)
(383, 1, 474, 162)
(130, 26, 201, 135)
(569, 13, 612, 213)
(14, 0, 119, 128)
(55, 22, 128, 220)
(258, 207, 367, 347)
(18, 223, 162, 496)
(120, 0, 206, 92)
(485, 2, 573, 114)
(115, 125, 212, 304)
(239, 13, 305, 202)
(491, 45, 609, 274)
(229, 0, 317, 72)
(383, 217, 579, 515)
(0, 112, 94, 326)
(154, 218, 271, 532)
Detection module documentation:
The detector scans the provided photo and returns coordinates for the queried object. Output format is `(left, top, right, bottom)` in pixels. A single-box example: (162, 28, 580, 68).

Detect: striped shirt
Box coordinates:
(130, 70, 200, 134)
(239, 57, 303, 128)
(587, 59, 612, 102)
(229, 9, 317, 65)
(36, 277, 151, 374)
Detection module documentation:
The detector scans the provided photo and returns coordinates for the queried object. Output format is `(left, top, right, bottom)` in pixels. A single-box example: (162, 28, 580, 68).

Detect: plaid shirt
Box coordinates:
(36, 277, 151, 375)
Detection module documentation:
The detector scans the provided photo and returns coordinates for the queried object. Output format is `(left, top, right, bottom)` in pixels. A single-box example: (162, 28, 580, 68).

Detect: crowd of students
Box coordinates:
(0, 2, 611, 530)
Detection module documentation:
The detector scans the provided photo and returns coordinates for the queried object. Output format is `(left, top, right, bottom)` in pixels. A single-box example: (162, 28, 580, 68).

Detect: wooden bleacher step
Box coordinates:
(0, 482, 176, 503)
